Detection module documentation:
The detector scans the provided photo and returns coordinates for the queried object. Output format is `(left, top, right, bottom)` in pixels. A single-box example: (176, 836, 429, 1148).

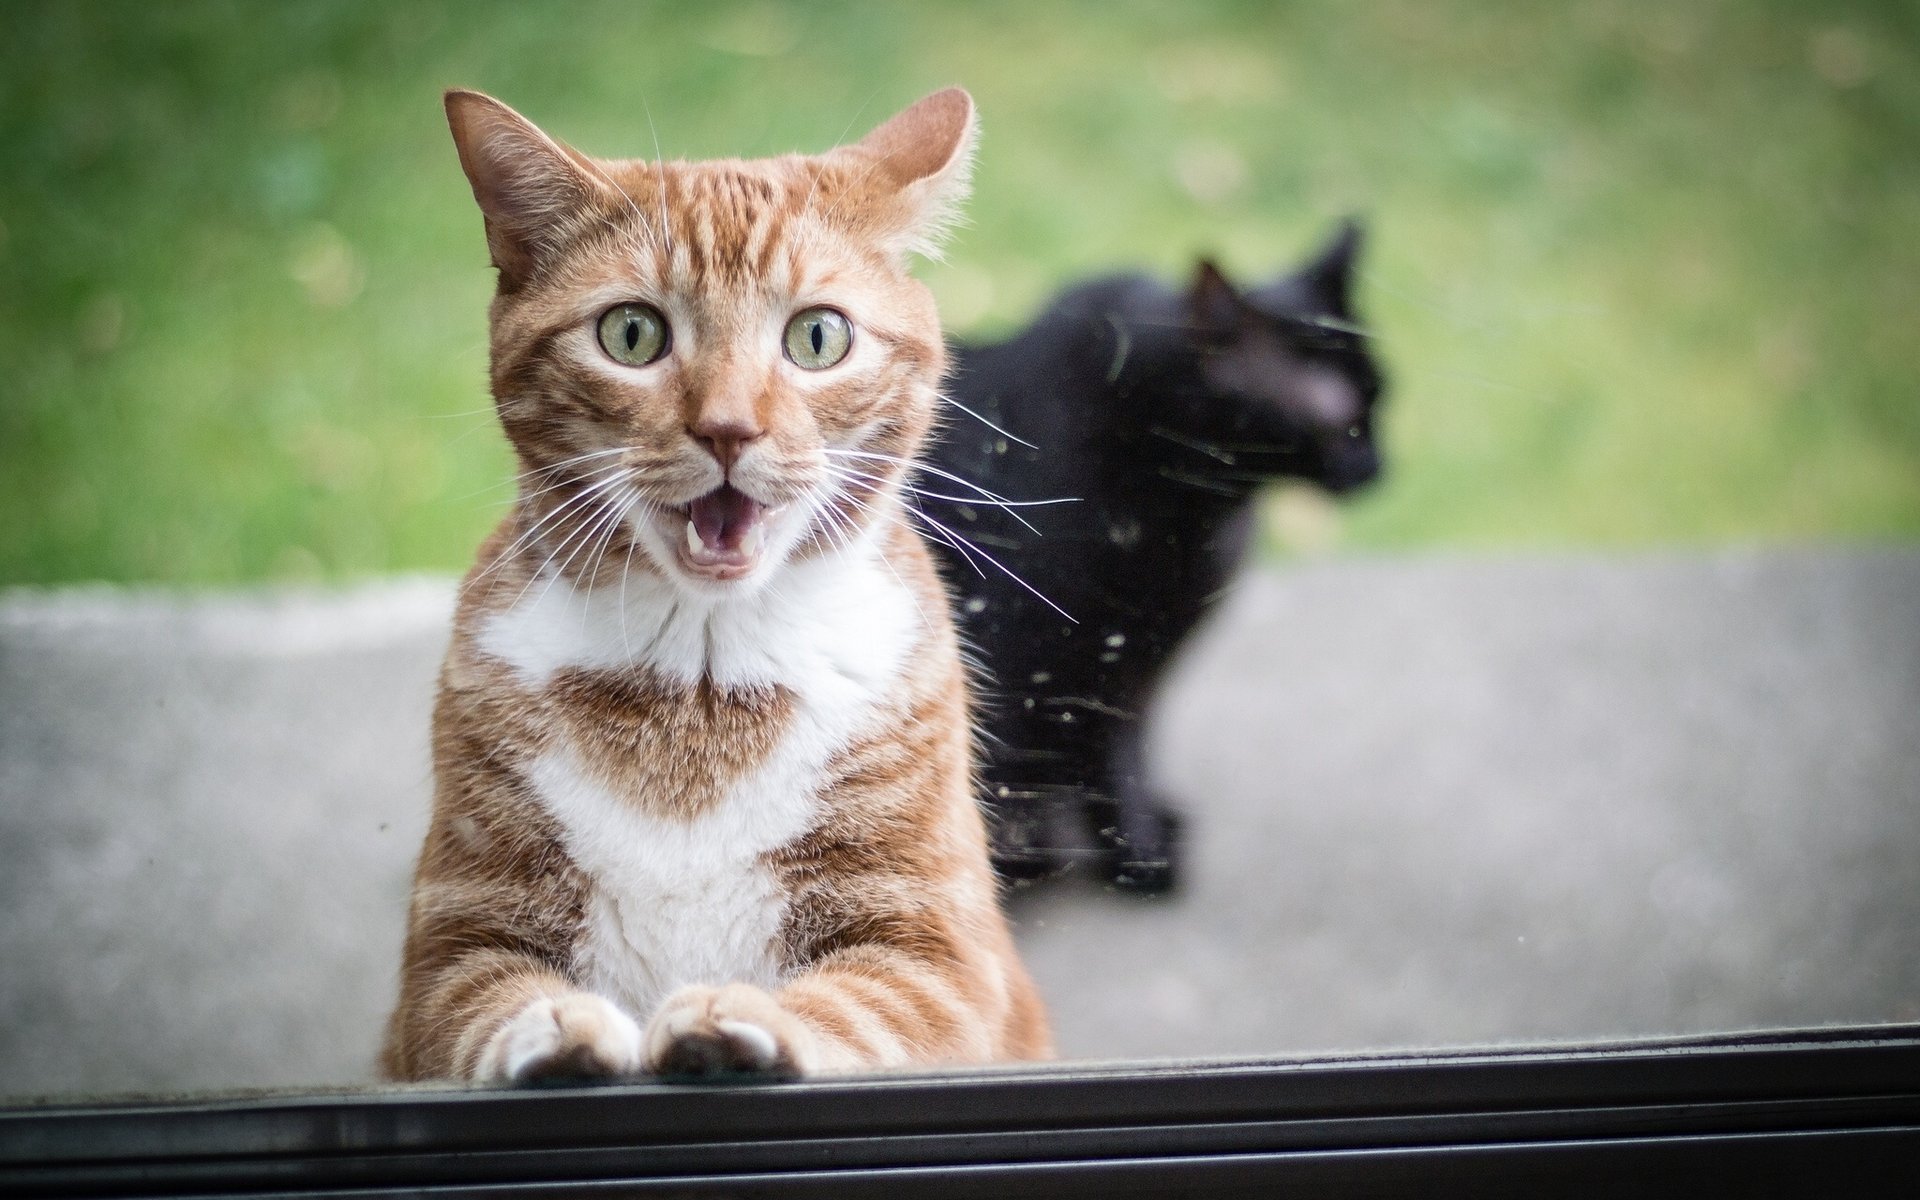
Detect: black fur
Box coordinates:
(924, 220, 1386, 893)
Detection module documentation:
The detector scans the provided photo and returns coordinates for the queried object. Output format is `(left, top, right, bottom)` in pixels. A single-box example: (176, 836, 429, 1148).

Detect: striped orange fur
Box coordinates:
(380, 88, 1051, 1082)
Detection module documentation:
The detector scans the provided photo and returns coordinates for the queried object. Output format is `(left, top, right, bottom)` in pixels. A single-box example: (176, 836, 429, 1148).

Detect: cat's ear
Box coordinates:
(444, 89, 608, 282)
(1303, 217, 1364, 319)
(1189, 259, 1247, 336)
(831, 88, 978, 261)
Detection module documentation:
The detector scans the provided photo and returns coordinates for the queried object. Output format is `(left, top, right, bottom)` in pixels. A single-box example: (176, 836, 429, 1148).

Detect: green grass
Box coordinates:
(3, 0, 1917, 585)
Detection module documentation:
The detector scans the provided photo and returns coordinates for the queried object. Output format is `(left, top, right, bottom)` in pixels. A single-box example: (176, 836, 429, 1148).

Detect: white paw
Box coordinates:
(645, 983, 808, 1078)
(475, 992, 643, 1084)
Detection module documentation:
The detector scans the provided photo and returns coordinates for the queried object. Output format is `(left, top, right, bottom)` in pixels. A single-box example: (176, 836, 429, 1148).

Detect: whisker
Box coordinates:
(483, 471, 631, 575)
(913, 508, 1075, 624)
(641, 97, 675, 260)
(813, 483, 935, 629)
(1088, 311, 1378, 342)
(454, 457, 634, 512)
(824, 461, 1077, 510)
(617, 495, 645, 667)
(824, 448, 1047, 537)
(900, 486, 1078, 508)
(512, 502, 600, 613)
(526, 483, 634, 613)
(874, 513, 933, 628)
(582, 156, 668, 260)
(578, 488, 641, 636)
(1306, 314, 1375, 338)
(938, 393, 1038, 450)
(815, 148, 898, 230)
(917, 513, 988, 579)
(508, 446, 635, 488)
(517, 453, 647, 501)
(823, 446, 1024, 501)
(811, 492, 864, 564)
(447, 447, 634, 505)
(1147, 426, 1304, 458)
(465, 470, 633, 598)
(822, 463, 1079, 562)
(574, 485, 641, 588)
(524, 494, 618, 608)
(1154, 465, 1243, 497)
(1173, 467, 1302, 485)
(801, 87, 882, 219)
(585, 485, 641, 588)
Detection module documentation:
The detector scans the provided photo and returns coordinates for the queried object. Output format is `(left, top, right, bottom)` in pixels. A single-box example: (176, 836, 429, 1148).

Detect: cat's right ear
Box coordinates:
(444, 89, 605, 282)
(830, 88, 979, 262)
(1189, 259, 1246, 337)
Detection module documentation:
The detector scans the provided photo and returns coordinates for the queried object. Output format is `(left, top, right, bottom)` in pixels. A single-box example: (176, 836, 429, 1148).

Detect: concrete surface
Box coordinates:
(3, 548, 1917, 1101)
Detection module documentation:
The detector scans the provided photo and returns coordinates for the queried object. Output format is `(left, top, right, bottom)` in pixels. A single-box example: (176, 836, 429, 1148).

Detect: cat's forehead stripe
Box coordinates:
(611, 161, 815, 295)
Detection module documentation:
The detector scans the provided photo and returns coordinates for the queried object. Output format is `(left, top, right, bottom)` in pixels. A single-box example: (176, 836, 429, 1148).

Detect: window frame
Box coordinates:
(5, 1023, 1918, 1196)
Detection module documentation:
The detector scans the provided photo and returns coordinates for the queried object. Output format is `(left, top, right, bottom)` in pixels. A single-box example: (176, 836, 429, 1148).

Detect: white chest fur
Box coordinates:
(483, 537, 922, 1019)
(524, 747, 808, 1016)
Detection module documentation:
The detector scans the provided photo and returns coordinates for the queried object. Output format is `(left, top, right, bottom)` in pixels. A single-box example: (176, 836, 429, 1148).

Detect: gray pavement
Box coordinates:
(3, 548, 1917, 1100)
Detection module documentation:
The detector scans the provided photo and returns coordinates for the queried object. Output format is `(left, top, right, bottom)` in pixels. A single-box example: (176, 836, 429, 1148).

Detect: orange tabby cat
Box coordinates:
(381, 88, 1051, 1082)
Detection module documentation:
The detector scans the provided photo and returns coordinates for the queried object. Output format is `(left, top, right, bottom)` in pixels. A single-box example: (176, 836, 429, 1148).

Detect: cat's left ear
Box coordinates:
(444, 89, 610, 283)
(1189, 259, 1247, 337)
(1302, 217, 1364, 319)
(830, 88, 978, 261)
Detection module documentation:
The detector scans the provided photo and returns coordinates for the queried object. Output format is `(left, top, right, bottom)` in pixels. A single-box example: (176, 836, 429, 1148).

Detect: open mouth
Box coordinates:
(674, 484, 771, 581)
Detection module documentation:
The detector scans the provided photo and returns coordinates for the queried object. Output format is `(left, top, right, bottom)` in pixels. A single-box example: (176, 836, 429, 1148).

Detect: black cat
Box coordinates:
(923, 220, 1385, 894)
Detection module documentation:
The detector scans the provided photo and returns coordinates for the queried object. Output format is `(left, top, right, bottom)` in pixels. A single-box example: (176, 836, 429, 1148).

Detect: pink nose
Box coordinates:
(689, 418, 763, 471)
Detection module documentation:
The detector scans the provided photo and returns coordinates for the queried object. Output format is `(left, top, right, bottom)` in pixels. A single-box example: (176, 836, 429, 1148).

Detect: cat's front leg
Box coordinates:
(644, 983, 815, 1078)
(1094, 728, 1184, 894)
(478, 990, 644, 1083)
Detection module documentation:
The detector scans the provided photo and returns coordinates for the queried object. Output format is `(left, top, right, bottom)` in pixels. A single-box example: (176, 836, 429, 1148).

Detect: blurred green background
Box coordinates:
(2, 0, 1916, 586)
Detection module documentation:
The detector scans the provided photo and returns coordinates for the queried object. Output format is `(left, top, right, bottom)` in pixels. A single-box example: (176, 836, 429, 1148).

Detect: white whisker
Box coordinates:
(821, 462, 1078, 536)
(823, 448, 1051, 537)
(918, 513, 988, 579)
(806, 480, 935, 630)
(913, 508, 1075, 623)
(617, 495, 645, 667)
(474, 468, 632, 576)
(582, 156, 668, 260)
(899, 485, 1077, 508)
(578, 488, 641, 637)
(939, 393, 1037, 449)
(641, 97, 675, 260)
(527, 482, 635, 614)
(476, 471, 634, 602)
(449, 447, 633, 505)
(800, 88, 881, 220)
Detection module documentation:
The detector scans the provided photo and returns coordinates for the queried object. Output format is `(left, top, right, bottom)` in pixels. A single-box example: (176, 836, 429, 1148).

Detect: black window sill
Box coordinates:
(5, 1024, 1919, 1197)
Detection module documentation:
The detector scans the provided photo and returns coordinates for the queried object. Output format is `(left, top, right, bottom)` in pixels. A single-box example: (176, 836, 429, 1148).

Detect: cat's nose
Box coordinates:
(689, 417, 764, 472)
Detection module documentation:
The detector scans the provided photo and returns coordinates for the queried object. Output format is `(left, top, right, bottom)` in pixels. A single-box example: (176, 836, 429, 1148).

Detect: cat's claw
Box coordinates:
(646, 983, 809, 1079)
(476, 993, 643, 1084)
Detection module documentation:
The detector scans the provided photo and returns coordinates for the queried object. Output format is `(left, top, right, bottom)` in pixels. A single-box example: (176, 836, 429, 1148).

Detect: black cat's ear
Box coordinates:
(1189, 259, 1245, 336)
(444, 89, 609, 282)
(1303, 217, 1364, 319)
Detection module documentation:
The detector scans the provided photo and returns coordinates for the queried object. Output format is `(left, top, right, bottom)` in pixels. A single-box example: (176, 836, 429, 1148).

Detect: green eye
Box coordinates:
(597, 304, 669, 366)
(784, 307, 853, 369)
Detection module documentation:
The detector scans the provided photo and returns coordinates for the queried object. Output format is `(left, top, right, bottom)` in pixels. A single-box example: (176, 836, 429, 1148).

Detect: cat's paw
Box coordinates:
(645, 983, 811, 1079)
(475, 992, 643, 1084)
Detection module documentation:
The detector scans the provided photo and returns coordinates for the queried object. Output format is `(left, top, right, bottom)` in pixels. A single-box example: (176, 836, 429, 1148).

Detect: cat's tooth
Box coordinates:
(685, 519, 702, 557)
(741, 521, 766, 560)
